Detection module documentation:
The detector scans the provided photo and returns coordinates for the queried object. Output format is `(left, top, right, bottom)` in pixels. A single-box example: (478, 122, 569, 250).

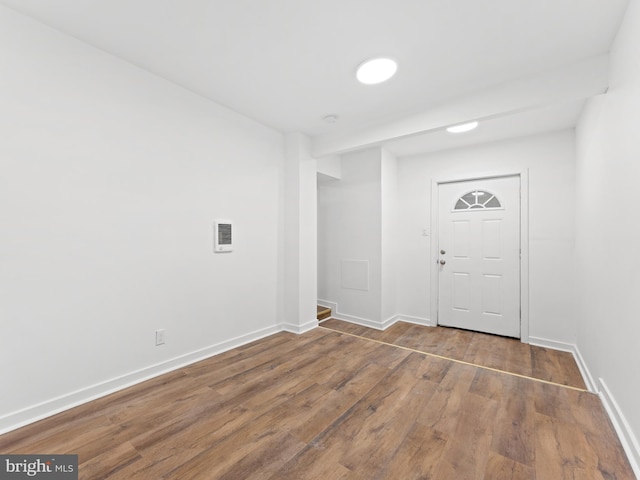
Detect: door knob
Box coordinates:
(440, 260, 446, 265)
(440, 249, 446, 255)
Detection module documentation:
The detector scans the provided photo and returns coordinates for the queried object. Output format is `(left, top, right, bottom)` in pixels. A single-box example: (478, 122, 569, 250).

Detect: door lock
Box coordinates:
(440, 249, 446, 255)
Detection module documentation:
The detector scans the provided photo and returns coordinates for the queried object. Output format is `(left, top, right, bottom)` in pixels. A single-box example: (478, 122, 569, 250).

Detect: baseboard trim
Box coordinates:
(394, 314, 435, 327)
(331, 312, 389, 330)
(316, 300, 433, 331)
(598, 378, 640, 479)
(528, 336, 597, 393)
(282, 319, 318, 334)
(0, 323, 283, 435)
(317, 299, 386, 330)
(571, 343, 598, 394)
(528, 335, 574, 352)
(317, 299, 335, 310)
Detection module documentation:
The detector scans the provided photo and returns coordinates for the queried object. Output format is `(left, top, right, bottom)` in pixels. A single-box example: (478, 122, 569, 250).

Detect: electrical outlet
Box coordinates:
(155, 329, 166, 346)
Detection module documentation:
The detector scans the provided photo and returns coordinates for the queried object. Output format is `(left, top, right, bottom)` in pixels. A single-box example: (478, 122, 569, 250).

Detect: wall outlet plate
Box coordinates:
(155, 329, 166, 346)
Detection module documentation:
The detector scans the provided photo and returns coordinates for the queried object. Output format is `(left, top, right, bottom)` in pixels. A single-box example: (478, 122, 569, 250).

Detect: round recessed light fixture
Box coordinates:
(446, 121, 479, 134)
(356, 57, 398, 85)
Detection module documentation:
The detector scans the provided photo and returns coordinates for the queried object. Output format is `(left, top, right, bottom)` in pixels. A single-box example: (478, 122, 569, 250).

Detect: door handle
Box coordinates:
(440, 260, 446, 265)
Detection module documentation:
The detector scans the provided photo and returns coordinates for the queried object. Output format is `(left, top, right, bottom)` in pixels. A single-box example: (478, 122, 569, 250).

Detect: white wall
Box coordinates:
(318, 148, 384, 325)
(0, 6, 284, 430)
(283, 133, 317, 333)
(381, 149, 398, 322)
(575, 0, 640, 471)
(396, 130, 577, 342)
(317, 154, 342, 180)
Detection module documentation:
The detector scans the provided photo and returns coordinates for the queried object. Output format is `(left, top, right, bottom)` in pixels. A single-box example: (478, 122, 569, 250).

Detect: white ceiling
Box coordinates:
(383, 99, 586, 158)
(0, 0, 630, 155)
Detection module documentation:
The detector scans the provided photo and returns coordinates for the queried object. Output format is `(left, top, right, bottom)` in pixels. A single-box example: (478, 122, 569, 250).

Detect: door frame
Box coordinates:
(429, 169, 530, 343)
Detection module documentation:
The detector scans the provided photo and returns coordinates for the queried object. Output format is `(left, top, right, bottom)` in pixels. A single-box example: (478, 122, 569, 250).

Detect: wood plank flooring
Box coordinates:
(317, 305, 332, 321)
(321, 319, 587, 390)
(0, 325, 634, 479)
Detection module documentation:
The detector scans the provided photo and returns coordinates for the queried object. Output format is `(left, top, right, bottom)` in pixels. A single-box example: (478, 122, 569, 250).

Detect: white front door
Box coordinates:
(437, 176, 521, 337)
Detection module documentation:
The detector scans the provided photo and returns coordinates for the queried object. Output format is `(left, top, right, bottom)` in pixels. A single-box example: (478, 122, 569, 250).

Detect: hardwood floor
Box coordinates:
(0, 325, 634, 479)
(317, 305, 332, 321)
(321, 319, 587, 390)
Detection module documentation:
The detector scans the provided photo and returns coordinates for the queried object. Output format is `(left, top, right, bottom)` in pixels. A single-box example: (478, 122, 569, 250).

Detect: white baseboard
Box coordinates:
(380, 315, 400, 329)
(0, 323, 282, 435)
(528, 335, 575, 352)
(331, 312, 389, 330)
(570, 344, 598, 394)
(528, 336, 597, 393)
(317, 299, 335, 310)
(317, 299, 387, 330)
(598, 378, 640, 479)
(394, 314, 435, 327)
(282, 318, 318, 334)
(317, 300, 433, 331)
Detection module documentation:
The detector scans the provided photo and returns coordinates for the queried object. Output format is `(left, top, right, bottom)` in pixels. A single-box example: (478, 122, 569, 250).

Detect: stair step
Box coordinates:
(317, 305, 331, 321)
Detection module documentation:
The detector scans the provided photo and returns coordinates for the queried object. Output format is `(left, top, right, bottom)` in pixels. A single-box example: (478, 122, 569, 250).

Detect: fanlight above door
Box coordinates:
(454, 190, 502, 211)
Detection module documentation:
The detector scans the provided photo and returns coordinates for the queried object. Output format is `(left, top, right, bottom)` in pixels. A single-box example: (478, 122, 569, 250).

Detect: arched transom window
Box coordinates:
(454, 190, 502, 210)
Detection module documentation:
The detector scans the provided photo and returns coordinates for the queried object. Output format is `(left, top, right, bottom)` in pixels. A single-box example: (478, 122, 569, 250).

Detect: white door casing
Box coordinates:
(436, 175, 521, 338)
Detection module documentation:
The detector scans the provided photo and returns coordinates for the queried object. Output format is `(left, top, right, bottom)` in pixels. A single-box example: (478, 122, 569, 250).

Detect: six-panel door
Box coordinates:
(437, 176, 521, 338)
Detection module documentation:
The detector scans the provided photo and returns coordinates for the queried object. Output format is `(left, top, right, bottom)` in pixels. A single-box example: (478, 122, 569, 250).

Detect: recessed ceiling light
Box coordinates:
(356, 58, 398, 85)
(446, 121, 479, 134)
